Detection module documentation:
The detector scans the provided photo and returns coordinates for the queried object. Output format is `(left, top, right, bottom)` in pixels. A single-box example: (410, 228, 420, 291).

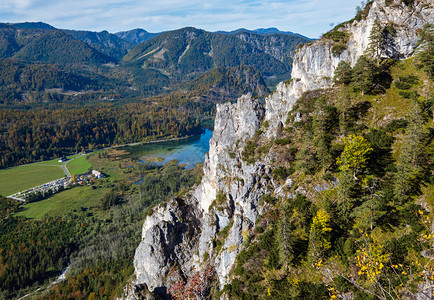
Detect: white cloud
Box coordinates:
(0, 0, 362, 38)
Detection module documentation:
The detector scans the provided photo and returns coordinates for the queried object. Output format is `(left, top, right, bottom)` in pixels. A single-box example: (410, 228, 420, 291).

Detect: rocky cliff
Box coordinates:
(129, 94, 269, 296)
(124, 0, 433, 298)
(265, 0, 433, 134)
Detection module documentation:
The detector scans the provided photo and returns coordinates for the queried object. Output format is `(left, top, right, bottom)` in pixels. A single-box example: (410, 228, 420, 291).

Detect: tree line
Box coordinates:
(0, 102, 202, 168)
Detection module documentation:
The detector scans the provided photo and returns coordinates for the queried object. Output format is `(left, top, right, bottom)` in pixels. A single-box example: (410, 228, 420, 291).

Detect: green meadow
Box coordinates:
(0, 158, 65, 196)
(14, 185, 108, 219)
(66, 155, 92, 175)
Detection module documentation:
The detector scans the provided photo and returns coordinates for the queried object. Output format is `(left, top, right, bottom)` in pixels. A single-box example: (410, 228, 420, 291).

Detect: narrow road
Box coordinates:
(6, 196, 25, 202)
(61, 160, 71, 177)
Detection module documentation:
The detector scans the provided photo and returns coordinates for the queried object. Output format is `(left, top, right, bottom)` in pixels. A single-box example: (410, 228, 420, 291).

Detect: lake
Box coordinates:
(122, 129, 213, 170)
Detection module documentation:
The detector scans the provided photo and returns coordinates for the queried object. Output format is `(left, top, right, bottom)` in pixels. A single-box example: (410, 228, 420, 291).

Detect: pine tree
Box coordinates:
(312, 98, 338, 172)
(416, 23, 434, 80)
(366, 17, 384, 66)
(277, 201, 297, 265)
(352, 55, 375, 95)
(394, 99, 428, 202)
(334, 60, 353, 85)
(296, 134, 318, 174)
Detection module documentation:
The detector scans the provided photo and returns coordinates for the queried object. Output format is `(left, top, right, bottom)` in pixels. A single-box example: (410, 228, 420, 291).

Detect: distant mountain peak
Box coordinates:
(115, 28, 159, 45)
(10, 22, 56, 30)
(216, 27, 312, 39)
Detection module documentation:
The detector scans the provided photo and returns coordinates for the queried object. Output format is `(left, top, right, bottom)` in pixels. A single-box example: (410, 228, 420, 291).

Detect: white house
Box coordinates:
(92, 170, 103, 179)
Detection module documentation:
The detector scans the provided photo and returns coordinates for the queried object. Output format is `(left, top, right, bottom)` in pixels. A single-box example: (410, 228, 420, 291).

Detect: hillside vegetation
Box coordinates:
(225, 31, 433, 299)
(123, 27, 308, 84)
(0, 148, 204, 299)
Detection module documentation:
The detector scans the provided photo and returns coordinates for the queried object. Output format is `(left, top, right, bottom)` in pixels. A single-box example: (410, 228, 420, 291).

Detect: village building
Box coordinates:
(92, 170, 103, 179)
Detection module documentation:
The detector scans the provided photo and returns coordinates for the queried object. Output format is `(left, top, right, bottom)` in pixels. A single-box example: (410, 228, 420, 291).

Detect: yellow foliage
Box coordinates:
(337, 135, 373, 176)
(355, 233, 390, 283)
(313, 209, 332, 235)
(310, 209, 333, 261)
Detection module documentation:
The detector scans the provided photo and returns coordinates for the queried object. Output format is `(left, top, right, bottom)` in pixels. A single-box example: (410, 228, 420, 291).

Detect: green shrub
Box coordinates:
(395, 81, 411, 90)
(399, 90, 419, 99)
(395, 75, 418, 91)
(274, 138, 291, 145)
(334, 275, 352, 292)
(383, 119, 408, 132)
(211, 192, 228, 211)
(322, 30, 348, 43)
(322, 172, 335, 181)
(402, 0, 414, 6)
(331, 43, 347, 56)
(298, 282, 330, 299)
(261, 194, 277, 204)
(272, 166, 290, 180)
(241, 140, 257, 162)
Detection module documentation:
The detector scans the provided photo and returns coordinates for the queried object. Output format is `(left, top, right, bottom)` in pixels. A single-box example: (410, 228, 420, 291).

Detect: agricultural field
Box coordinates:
(0, 158, 65, 196)
(66, 155, 92, 175)
(13, 149, 141, 220)
(14, 185, 109, 219)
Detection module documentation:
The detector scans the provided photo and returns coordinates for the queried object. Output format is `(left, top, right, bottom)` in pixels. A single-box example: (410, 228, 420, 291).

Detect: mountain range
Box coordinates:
(0, 22, 310, 103)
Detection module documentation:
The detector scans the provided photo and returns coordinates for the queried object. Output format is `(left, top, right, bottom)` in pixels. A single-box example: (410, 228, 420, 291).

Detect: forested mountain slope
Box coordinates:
(115, 28, 160, 45)
(123, 27, 309, 83)
(0, 24, 113, 65)
(124, 0, 434, 299)
(62, 29, 135, 61)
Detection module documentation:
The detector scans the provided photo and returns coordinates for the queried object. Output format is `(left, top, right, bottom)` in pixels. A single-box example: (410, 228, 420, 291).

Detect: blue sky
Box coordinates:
(0, 0, 362, 38)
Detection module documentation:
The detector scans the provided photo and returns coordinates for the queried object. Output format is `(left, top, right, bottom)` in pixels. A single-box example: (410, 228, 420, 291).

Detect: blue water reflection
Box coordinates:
(128, 129, 213, 170)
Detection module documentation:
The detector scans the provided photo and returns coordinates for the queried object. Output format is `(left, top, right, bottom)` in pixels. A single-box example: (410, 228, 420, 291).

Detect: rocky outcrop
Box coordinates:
(264, 0, 434, 135)
(195, 93, 265, 213)
(133, 198, 202, 293)
(125, 94, 267, 298)
(124, 0, 433, 298)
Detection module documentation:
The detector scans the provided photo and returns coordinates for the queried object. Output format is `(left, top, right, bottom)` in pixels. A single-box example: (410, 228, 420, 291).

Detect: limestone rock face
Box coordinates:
(264, 0, 434, 136)
(193, 93, 269, 286)
(133, 198, 202, 293)
(124, 0, 433, 298)
(127, 93, 267, 296)
(195, 93, 265, 213)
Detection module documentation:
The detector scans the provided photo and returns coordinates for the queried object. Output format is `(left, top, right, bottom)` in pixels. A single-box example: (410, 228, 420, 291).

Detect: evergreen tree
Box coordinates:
(296, 133, 318, 174)
(351, 178, 387, 231)
(416, 23, 434, 80)
(278, 201, 297, 265)
(352, 55, 375, 95)
(337, 169, 360, 222)
(338, 92, 353, 135)
(312, 98, 338, 172)
(366, 17, 384, 66)
(394, 100, 428, 202)
(334, 60, 353, 85)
